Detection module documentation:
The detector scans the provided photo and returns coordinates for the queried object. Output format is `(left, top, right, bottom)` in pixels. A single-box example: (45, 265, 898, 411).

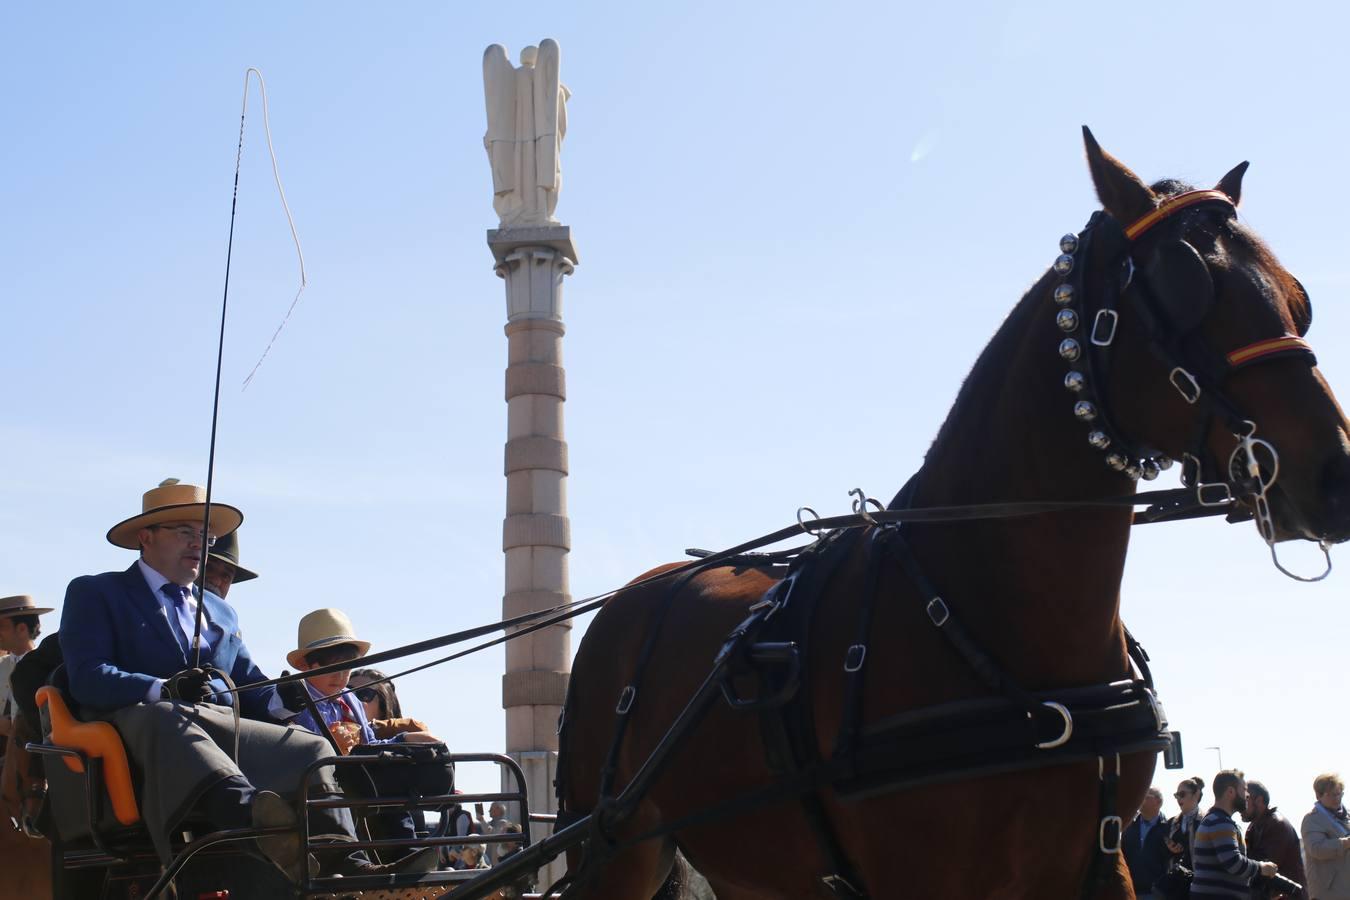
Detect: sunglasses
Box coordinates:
(1173, 791, 1191, 800)
(354, 688, 380, 703)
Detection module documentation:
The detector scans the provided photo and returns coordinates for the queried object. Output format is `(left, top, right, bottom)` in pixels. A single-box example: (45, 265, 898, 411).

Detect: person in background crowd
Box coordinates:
(1191, 769, 1277, 898)
(348, 668, 428, 740)
(1301, 773, 1350, 900)
(499, 822, 524, 858)
(1242, 780, 1306, 899)
(0, 650, 12, 757)
(458, 841, 488, 870)
(0, 596, 51, 754)
(201, 529, 258, 600)
(477, 801, 515, 864)
(1124, 786, 1171, 900)
(441, 795, 477, 869)
(0, 596, 52, 825)
(1165, 776, 1206, 875)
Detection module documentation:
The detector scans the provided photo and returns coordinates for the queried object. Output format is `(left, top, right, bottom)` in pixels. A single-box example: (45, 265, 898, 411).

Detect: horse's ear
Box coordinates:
(1216, 161, 1249, 206)
(1082, 126, 1156, 223)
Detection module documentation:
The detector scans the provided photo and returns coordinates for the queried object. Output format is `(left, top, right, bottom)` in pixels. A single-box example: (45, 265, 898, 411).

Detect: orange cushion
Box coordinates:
(36, 687, 140, 826)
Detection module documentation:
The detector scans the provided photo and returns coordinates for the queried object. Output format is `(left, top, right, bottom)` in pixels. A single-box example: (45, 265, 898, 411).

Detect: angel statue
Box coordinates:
(483, 40, 571, 228)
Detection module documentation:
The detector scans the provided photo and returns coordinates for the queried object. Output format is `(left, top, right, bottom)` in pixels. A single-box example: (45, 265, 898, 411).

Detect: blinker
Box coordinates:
(1142, 240, 1214, 334)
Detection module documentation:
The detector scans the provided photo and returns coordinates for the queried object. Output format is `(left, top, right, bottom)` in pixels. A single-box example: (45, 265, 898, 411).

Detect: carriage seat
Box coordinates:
(36, 680, 141, 827)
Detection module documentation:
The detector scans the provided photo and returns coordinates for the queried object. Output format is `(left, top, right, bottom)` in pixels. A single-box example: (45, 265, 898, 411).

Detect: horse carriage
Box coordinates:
(17, 658, 541, 899)
(7, 128, 1348, 900)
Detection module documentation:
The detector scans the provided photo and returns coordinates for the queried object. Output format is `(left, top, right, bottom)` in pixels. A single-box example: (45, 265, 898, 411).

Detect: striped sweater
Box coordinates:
(1191, 807, 1260, 897)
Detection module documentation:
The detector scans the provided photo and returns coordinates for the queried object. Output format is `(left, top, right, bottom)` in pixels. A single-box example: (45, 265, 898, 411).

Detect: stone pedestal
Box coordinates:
(490, 225, 576, 889)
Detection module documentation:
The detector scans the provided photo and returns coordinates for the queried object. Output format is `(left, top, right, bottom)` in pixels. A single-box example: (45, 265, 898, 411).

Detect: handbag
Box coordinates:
(1154, 861, 1192, 900)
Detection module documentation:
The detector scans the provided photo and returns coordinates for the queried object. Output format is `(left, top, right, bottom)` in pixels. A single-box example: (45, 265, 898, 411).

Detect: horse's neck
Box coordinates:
(905, 282, 1136, 687)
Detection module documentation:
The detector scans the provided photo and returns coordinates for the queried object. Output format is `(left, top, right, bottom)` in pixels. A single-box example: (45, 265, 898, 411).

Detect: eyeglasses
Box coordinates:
(354, 688, 380, 703)
(151, 525, 217, 547)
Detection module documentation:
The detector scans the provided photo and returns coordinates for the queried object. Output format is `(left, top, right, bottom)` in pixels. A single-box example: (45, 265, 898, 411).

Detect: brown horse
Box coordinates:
(556, 130, 1350, 900)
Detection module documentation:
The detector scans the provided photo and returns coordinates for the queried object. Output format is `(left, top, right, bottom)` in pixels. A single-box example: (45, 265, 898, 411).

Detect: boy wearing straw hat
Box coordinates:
(277, 608, 442, 851)
(57, 479, 433, 882)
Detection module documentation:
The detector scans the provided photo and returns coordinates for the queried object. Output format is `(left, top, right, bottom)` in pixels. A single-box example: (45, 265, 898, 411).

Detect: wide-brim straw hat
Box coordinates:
(106, 479, 243, 550)
(286, 608, 371, 670)
(207, 530, 259, 583)
(0, 595, 54, 617)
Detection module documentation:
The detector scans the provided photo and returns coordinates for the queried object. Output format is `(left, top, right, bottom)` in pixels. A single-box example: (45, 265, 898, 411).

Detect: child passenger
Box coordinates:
(274, 608, 442, 854)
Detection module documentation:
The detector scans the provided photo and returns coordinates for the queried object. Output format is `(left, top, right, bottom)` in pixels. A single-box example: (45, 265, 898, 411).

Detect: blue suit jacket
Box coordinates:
(59, 564, 277, 719)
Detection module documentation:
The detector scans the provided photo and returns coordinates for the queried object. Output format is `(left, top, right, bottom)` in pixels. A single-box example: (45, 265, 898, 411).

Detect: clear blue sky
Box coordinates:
(3, 1, 1348, 816)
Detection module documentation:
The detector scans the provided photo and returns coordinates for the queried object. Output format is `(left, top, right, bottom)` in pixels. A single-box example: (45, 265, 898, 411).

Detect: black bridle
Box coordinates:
(1052, 189, 1328, 580)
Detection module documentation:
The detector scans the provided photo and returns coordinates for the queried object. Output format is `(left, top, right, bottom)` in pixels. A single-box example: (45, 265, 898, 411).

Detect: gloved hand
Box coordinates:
(163, 668, 215, 703)
(276, 672, 309, 714)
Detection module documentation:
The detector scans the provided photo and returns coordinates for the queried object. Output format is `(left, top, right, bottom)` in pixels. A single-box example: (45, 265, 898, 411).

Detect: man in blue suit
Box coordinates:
(59, 479, 433, 881)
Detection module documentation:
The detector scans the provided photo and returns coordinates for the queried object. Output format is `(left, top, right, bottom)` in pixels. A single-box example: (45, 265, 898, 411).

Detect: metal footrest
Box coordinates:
(310, 884, 456, 899)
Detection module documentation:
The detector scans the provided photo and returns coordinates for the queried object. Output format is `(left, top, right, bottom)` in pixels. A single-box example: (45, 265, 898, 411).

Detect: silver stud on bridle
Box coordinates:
(1051, 225, 1171, 481)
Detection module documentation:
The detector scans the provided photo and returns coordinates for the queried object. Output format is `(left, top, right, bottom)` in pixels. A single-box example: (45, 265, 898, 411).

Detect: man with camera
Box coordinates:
(1191, 769, 1279, 898)
(1243, 780, 1306, 899)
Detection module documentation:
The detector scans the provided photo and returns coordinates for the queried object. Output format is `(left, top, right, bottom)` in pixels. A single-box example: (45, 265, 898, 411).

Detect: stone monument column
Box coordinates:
(483, 39, 574, 886)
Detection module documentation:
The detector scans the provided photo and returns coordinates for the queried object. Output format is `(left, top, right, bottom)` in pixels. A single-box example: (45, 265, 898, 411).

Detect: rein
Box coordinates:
(216, 483, 1230, 702)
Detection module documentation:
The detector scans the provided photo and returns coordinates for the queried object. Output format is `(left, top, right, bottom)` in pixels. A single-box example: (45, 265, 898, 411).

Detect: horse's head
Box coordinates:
(1060, 128, 1350, 551)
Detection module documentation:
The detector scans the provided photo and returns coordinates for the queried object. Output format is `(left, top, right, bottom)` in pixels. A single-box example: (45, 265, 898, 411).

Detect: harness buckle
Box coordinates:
(1196, 482, 1233, 507)
(615, 685, 636, 715)
(843, 644, 866, 673)
(1099, 815, 1124, 854)
(1169, 367, 1202, 404)
(1090, 309, 1118, 346)
(1034, 701, 1074, 750)
(925, 597, 950, 627)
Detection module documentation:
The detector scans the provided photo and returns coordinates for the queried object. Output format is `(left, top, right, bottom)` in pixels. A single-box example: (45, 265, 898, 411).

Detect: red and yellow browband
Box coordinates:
(1226, 335, 1315, 369)
(1124, 189, 1234, 241)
